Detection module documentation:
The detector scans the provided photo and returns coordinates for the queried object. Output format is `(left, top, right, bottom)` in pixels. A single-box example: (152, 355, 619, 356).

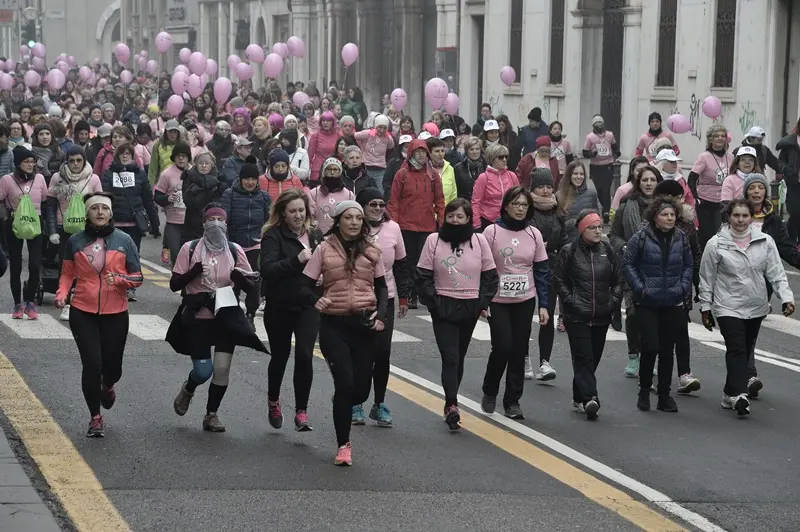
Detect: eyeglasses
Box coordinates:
(497, 155, 508, 160)
(510, 202, 529, 209)
(68, 158, 84, 164)
(368, 201, 386, 208)
(585, 225, 603, 232)
(197, 160, 213, 165)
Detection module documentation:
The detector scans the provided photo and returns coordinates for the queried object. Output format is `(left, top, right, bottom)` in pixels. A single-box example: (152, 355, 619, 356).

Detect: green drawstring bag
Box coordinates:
(63, 193, 86, 234)
(12, 194, 41, 240)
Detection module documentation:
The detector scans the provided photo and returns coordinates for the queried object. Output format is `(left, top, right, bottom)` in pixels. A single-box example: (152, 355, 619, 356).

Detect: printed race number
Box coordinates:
(499, 274, 529, 298)
(596, 143, 611, 157)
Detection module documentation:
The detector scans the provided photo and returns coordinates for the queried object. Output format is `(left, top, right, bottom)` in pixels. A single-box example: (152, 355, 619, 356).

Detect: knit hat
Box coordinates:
(74, 120, 90, 133)
(530, 167, 554, 189)
(281, 128, 298, 144)
(170, 141, 192, 162)
(743, 173, 770, 198)
(164, 119, 180, 131)
(374, 114, 390, 129)
(48, 105, 63, 118)
(268, 149, 291, 168)
(239, 155, 260, 180)
(284, 114, 298, 126)
(356, 187, 383, 207)
(654, 179, 684, 198)
(592, 115, 604, 126)
(97, 124, 112, 138)
(535, 136, 550, 149)
(333, 200, 363, 217)
(101, 103, 116, 113)
(322, 157, 343, 173)
(648, 112, 662, 124)
(13, 145, 35, 167)
(66, 145, 86, 159)
(527, 107, 542, 121)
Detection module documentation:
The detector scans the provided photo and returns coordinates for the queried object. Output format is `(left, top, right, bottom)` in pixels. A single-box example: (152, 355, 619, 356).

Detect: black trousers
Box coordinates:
(788, 213, 800, 245)
(264, 303, 320, 411)
(718, 316, 763, 396)
(696, 200, 721, 250)
(401, 230, 431, 301)
(372, 298, 395, 405)
(623, 292, 641, 355)
(483, 298, 537, 408)
(117, 225, 143, 252)
(432, 313, 478, 407)
(69, 307, 129, 416)
(589, 164, 613, 215)
(675, 310, 691, 375)
(5, 223, 42, 305)
(319, 314, 377, 446)
(637, 306, 682, 394)
(538, 275, 557, 362)
(565, 321, 608, 404)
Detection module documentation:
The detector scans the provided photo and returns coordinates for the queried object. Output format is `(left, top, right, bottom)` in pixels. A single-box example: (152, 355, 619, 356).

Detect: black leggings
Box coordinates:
(788, 214, 800, 245)
(696, 200, 721, 250)
(432, 313, 478, 408)
(319, 314, 377, 446)
(5, 223, 42, 305)
(565, 321, 608, 404)
(372, 298, 396, 405)
(401, 230, 431, 301)
(589, 164, 614, 215)
(183, 320, 237, 413)
(538, 274, 557, 362)
(69, 307, 129, 416)
(264, 303, 320, 411)
(483, 298, 536, 408)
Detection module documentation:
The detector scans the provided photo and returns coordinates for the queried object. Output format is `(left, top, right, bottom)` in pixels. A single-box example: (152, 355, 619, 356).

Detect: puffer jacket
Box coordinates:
(530, 205, 565, 264)
(553, 237, 623, 326)
(181, 167, 227, 242)
(471, 166, 520, 229)
(453, 157, 486, 201)
(342, 165, 377, 196)
(438, 160, 457, 204)
(315, 236, 381, 314)
(562, 182, 601, 240)
(220, 155, 245, 188)
(220, 182, 271, 249)
(776, 133, 800, 215)
(100, 162, 159, 232)
(699, 225, 793, 319)
(386, 140, 445, 233)
(260, 225, 323, 310)
(622, 224, 693, 308)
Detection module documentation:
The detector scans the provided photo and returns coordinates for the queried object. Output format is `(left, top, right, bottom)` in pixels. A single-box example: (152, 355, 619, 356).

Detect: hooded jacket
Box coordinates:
(386, 140, 446, 233)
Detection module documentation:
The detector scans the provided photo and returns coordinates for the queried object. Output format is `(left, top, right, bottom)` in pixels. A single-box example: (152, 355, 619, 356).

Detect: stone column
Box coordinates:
(395, 0, 425, 124)
(290, 0, 313, 84)
(619, 4, 643, 155)
(357, 0, 383, 111)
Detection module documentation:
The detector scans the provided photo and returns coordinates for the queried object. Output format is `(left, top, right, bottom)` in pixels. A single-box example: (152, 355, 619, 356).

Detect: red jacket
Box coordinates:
(386, 140, 445, 233)
(516, 153, 561, 189)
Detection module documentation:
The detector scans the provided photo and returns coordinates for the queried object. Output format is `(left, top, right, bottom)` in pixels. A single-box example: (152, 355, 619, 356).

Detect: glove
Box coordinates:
(783, 302, 795, 317)
(230, 268, 257, 293)
(49, 233, 60, 245)
(189, 261, 204, 278)
(701, 310, 715, 331)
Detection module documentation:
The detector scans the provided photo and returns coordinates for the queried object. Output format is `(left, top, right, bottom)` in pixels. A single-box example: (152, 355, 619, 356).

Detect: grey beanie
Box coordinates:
(743, 173, 770, 199)
(333, 200, 363, 217)
(530, 167, 554, 189)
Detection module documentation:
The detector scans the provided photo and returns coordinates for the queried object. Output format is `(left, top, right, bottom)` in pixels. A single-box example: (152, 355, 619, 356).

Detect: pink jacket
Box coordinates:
(354, 130, 395, 168)
(471, 166, 519, 228)
(307, 129, 340, 181)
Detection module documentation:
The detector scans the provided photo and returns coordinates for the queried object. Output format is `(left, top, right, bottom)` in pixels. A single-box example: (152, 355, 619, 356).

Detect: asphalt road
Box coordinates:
(1, 225, 800, 532)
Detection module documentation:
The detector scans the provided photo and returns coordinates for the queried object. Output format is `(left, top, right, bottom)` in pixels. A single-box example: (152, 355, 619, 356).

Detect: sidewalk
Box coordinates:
(0, 425, 61, 531)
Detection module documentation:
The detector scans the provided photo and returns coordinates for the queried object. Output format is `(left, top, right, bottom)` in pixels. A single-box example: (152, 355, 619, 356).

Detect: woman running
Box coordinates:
(55, 192, 143, 437)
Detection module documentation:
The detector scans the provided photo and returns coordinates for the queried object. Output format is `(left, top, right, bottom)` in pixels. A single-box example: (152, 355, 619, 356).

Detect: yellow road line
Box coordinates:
(0, 350, 131, 531)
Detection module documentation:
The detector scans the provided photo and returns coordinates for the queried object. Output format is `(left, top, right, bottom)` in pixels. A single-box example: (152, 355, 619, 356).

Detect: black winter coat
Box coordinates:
(382, 155, 405, 201)
(453, 157, 486, 201)
(260, 225, 323, 310)
(342, 165, 377, 196)
(101, 162, 159, 233)
(758, 201, 800, 268)
(530, 205, 565, 264)
(220, 183, 271, 249)
(207, 135, 235, 171)
(554, 237, 623, 326)
(181, 168, 228, 242)
(776, 134, 800, 215)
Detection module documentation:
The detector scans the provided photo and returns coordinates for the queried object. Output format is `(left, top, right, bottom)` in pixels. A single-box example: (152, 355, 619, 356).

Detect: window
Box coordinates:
(713, 0, 736, 88)
(655, 0, 677, 87)
(548, 0, 565, 84)
(509, 0, 523, 83)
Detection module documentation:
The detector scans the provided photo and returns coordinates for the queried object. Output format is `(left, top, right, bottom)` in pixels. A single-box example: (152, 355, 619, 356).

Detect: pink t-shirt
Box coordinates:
(550, 139, 572, 174)
(583, 131, 617, 166)
(47, 173, 103, 224)
(721, 171, 746, 202)
(354, 130, 395, 168)
(172, 238, 252, 318)
(611, 182, 634, 211)
(370, 220, 406, 299)
(690, 151, 732, 203)
(134, 141, 153, 167)
(635, 131, 679, 161)
(309, 187, 355, 234)
(417, 232, 496, 300)
(154, 164, 186, 225)
(483, 224, 548, 304)
(0, 173, 48, 214)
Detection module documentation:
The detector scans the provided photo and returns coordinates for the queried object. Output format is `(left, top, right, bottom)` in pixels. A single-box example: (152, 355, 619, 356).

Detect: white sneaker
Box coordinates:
(535, 360, 556, 381)
(747, 376, 763, 399)
(677, 373, 701, 394)
(59, 304, 70, 321)
(523, 356, 534, 380)
(720, 394, 733, 409)
(571, 401, 585, 413)
(721, 394, 750, 415)
(257, 299, 266, 315)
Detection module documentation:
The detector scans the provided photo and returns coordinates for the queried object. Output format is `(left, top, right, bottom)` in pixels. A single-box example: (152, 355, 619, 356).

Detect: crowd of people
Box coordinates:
(1, 58, 799, 466)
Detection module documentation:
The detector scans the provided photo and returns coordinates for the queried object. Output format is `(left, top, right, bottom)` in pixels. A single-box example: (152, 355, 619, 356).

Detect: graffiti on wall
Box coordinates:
(738, 101, 757, 136)
(687, 94, 703, 140)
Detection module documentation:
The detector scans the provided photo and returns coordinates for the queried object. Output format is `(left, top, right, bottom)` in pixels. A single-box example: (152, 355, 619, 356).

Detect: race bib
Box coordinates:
(499, 273, 529, 298)
(552, 147, 564, 161)
(112, 171, 135, 188)
(715, 168, 727, 184)
(596, 143, 611, 157)
(172, 190, 185, 209)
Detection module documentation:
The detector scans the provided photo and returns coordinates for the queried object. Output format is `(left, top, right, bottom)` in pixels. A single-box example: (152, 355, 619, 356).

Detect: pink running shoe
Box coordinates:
(334, 442, 352, 466)
(87, 414, 104, 437)
(294, 410, 313, 432)
(23, 302, 38, 320)
(100, 384, 116, 410)
(11, 304, 23, 319)
(268, 400, 283, 429)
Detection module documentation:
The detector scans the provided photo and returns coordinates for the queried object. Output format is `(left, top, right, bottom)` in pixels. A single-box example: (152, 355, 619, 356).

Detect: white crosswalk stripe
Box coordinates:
(0, 313, 73, 339)
(128, 314, 173, 340)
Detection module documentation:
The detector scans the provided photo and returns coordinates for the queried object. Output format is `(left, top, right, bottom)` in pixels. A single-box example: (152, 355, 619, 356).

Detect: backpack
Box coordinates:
(10, 178, 41, 240)
(188, 239, 240, 267)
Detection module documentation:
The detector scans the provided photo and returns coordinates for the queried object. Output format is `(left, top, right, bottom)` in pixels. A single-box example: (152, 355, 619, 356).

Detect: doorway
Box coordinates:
(474, 15, 485, 114)
(600, 0, 624, 137)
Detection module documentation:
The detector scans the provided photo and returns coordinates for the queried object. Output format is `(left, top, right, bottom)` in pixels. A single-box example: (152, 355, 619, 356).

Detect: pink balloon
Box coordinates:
(726, 131, 733, 144)
(146, 59, 159, 75)
(114, 43, 131, 63)
(287, 36, 305, 58)
(0, 60, 5, 72)
(141, 50, 149, 58)
(390, 88, 408, 112)
(19, 45, 29, 57)
(167, 94, 184, 117)
(187, 74, 203, 98)
(24, 70, 41, 88)
(171, 71, 189, 94)
(97, 78, 108, 89)
(235, 62, 253, 81)
(88, 73, 97, 86)
(31, 43, 46, 59)
(293, 91, 310, 108)
(227, 55, 241, 71)
(246, 44, 265, 63)
(263, 53, 283, 78)
(341, 43, 359, 67)
(272, 43, 289, 58)
(56, 61, 69, 75)
(31, 57, 44, 70)
(189, 52, 206, 75)
(0, 73, 13, 91)
(137, 57, 147, 70)
(57, 53, 67, 62)
(200, 73, 209, 85)
(702, 95, 722, 119)
(500, 66, 516, 86)
(46, 69, 65, 90)
(179, 48, 192, 64)
(666, 114, 692, 134)
(424, 78, 448, 109)
(443, 93, 460, 115)
(205, 59, 218, 76)
(120, 70, 133, 85)
(4, 59, 14, 72)
(156, 32, 173, 54)
(134, 53, 141, 63)
(93, 57, 101, 66)
(67, 56, 77, 67)
(173, 64, 189, 76)
(213, 77, 232, 104)
(79, 66, 93, 81)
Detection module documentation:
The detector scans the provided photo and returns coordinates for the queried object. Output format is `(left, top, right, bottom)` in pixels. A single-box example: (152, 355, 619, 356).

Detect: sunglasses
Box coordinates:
(368, 201, 386, 208)
(68, 158, 84, 164)
(497, 155, 508, 160)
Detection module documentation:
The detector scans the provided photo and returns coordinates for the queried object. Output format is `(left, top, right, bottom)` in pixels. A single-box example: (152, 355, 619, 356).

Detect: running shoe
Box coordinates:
(268, 399, 283, 429)
(656, 394, 678, 413)
(99, 384, 116, 410)
(504, 404, 524, 420)
(203, 412, 226, 432)
(720, 394, 733, 410)
(59, 304, 70, 321)
(444, 405, 461, 431)
(535, 360, 556, 381)
(611, 310, 622, 332)
(86, 414, 104, 438)
(11, 304, 23, 319)
(584, 397, 600, 420)
(480, 394, 496, 414)
(523, 356, 534, 380)
(334, 442, 352, 466)
(571, 401, 585, 414)
(733, 393, 750, 416)
(557, 316, 565, 332)
(351, 405, 366, 425)
(677, 373, 701, 395)
(127, 289, 137, 302)
(369, 403, 393, 427)
(624, 356, 640, 378)
(637, 391, 650, 411)
(294, 410, 313, 432)
(173, 382, 194, 416)
(747, 376, 763, 399)
(160, 248, 171, 267)
(23, 302, 38, 320)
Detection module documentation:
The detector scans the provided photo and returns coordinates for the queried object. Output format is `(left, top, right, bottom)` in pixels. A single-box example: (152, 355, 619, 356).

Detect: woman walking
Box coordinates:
(309, 158, 355, 234)
(55, 192, 143, 437)
(180, 151, 226, 245)
(471, 144, 519, 231)
(687, 124, 731, 249)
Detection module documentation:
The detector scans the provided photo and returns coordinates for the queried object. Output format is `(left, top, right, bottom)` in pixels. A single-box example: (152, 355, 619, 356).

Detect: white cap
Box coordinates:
(439, 128, 455, 139)
(398, 134, 413, 145)
(483, 119, 499, 132)
(374, 114, 390, 128)
(737, 146, 758, 158)
(747, 126, 765, 138)
(418, 131, 432, 140)
(655, 149, 681, 163)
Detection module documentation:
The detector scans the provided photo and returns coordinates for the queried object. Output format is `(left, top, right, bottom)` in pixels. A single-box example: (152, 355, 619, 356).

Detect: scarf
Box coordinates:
(62, 161, 93, 183)
(344, 166, 363, 180)
(648, 128, 663, 137)
(438, 222, 474, 253)
(497, 212, 529, 231)
(88, 117, 104, 128)
(51, 163, 93, 201)
(203, 220, 228, 252)
(466, 157, 485, 179)
(622, 195, 652, 240)
(15, 168, 35, 181)
(532, 193, 558, 211)
(430, 158, 444, 169)
(368, 218, 382, 228)
(729, 225, 750, 241)
(321, 176, 345, 193)
(31, 145, 53, 168)
(409, 157, 424, 170)
(84, 219, 115, 238)
(270, 169, 289, 181)
(549, 134, 562, 143)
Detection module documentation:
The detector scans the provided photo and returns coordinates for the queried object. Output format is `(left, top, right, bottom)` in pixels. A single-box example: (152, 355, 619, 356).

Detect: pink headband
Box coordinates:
(203, 207, 227, 221)
(578, 213, 603, 235)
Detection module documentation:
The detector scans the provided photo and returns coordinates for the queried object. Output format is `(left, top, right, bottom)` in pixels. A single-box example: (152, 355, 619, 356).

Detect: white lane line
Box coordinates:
(762, 314, 800, 338)
(392, 330, 421, 342)
(416, 315, 492, 341)
(140, 258, 173, 276)
(0, 314, 73, 339)
(128, 314, 172, 340)
(389, 364, 727, 532)
(702, 342, 800, 373)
